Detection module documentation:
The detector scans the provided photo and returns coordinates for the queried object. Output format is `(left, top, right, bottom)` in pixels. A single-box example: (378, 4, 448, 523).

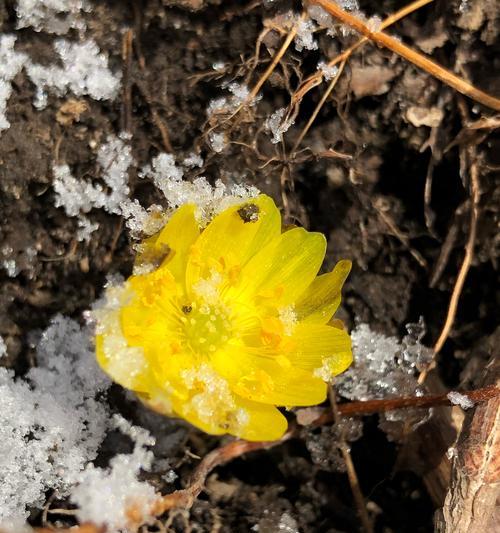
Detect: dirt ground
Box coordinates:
(0, 0, 498, 531)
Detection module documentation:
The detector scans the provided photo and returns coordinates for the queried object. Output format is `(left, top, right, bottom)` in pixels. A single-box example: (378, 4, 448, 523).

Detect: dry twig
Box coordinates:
(309, 0, 500, 111)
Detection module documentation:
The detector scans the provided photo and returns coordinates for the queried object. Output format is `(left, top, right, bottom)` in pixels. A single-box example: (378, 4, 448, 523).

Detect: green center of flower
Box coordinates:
(182, 301, 232, 356)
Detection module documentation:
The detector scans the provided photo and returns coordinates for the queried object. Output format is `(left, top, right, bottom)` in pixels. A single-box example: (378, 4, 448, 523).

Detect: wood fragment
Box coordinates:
(435, 356, 500, 533)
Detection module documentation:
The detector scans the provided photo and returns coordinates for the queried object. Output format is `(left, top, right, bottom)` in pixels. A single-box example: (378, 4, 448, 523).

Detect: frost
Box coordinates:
(16, 0, 91, 34)
(209, 131, 227, 153)
(25, 39, 121, 108)
(53, 134, 133, 240)
(182, 152, 204, 168)
(207, 81, 258, 117)
(336, 320, 434, 439)
(0, 336, 6, 358)
(141, 152, 259, 227)
(278, 512, 299, 533)
(0, 36, 28, 132)
(0, 316, 110, 525)
(447, 391, 475, 410)
(71, 414, 158, 532)
(317, 60, 339, 81)
(119, 199, 166, 239)
(308, 5, 334, 28)
(265, 108, 295, 144)
(294, 18, 318, 52)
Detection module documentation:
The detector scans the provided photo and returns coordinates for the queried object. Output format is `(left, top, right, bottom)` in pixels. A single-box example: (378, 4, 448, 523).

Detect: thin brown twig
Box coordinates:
(292, 59, 347, 153)
(300, 384, 500, 426)
(329, 385, 373, 533)
(293, 0, 434, 106)
(309, 0, 500, 111)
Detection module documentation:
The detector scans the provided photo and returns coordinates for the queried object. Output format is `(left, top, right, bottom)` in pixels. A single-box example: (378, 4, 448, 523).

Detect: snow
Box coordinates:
(447, 391, 475, 410)
(0, 315, 110, 526)
(0, 336, 6, 358)
(265, 108, 295, 144)
(207, 81, 257, 117)
(294, 18, 318, 52)
(71, 414, 159, 532)
(53, 134, 133, 240)
(140, 152, 259, 228)
(0, 36, 28, 132)
(16, 0, 91, 34)
(209, 131, 227, 152)
(317, 60, 339, 81)
(25, 39, 121, 108)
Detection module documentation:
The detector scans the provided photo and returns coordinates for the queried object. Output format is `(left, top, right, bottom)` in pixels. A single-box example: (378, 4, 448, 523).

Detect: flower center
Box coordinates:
(182, 301, 232, 356)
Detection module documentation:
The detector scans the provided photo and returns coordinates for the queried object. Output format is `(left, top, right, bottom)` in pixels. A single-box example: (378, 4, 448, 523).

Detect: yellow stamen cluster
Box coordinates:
(95, 195, 352, 441)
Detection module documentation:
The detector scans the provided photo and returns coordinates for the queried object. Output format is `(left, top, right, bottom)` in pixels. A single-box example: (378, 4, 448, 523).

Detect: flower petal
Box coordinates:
(294, 260, 351, 324)
(185, 194, 281, 289)
(234, 398, 288, 441)
(238, 227, 327, 305)
(136, 204, 200, 282)
(287, 323, 352, 374)
(211, 345, 327, 406)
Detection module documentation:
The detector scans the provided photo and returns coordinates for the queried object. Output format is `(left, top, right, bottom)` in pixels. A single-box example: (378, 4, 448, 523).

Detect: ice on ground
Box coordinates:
(0, 316, 110, 526)
(209, 131, 227, 153)
(71, 414, 159, 532)
(265, 107, 295, 144)
(26, 39, 121, 108)
(140, 152, 259, 227)
(447, 391, 475, 410)
(0, 35, 28, 132)
(0, 336, 6, 358)
(336, 320, 434, 439)
(295, 18, 318, 52)
(16, 0, 91, 34)
(317, 60, 339, 81)
(206, 81, 258, 118)
(53, 134, 133, 240)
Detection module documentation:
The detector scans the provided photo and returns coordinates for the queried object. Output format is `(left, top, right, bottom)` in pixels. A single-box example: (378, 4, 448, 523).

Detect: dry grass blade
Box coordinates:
(292, 0, 434, 106)
(309, 0, 500, 111)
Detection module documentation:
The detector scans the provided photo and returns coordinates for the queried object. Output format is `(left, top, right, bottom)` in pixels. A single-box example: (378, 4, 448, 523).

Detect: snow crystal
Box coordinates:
(265, 107, 295, 144)
(0, 336, 6, 358)
(317, 60, 339, 81)
(295, 18, 318, 52)
(209, 131, 227, 153)
(71, 414, 158, 532)
(182, 152, 204, 168)
(207, 81, 258, 118)
(119, 199, 166, 239)
(278, 512, 299, 533)
(16, 0, 91, 34)
(447, 391, 475, 410)
(336, 321, 433, 439)
(53, 134, 133, 239)
(141, 152, 259, 227)
(0, 316, 110, 526)
(25, 39, 121, 108)
(0, 36, 28, 132)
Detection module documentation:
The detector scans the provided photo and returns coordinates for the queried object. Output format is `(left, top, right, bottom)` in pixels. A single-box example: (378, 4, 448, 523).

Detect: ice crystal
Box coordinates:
(0, 36, 28, 132)
(25, 39, 121, 108)
(0, 316, 110, 526)
(317, 60, 339, 81)
(140, 152, 259, 227)
(0, 336, 6, 359)
(16, 0, 91, 34)
(207, 81, 258, 117)
(71, 414, 158, 532)
(294, 18, 318, 52)
(265, 107, 295, 144)
(53, 134, 133, 240)
(447, 391, 474, 410)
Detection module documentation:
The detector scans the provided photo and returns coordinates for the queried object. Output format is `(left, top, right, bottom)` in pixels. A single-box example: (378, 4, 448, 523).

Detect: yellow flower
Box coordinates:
(96, 195, 352, 441)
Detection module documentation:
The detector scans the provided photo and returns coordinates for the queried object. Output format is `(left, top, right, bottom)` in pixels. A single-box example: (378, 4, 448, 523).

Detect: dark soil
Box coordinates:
(0, 0, 498, 531)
